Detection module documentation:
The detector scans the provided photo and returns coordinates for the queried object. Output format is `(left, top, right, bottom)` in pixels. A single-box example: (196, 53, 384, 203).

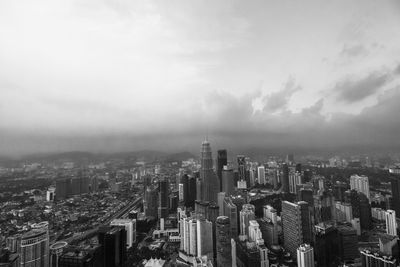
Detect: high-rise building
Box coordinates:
(217, 150, 227, 192)
(314, 223, 338, 267)
(197, 219, 213, 260)
(237, 155, 246, 183)
(180, 174, 189, 206)
(218, 192, 226, 216)
(390, 176, 400, 218)
(263, 205, 277, 224)
(350, 175, 370, 202)
(98, 226, 127, 267)
(386, 210, 397, 236)
(282, 164, 289, 192)
(143, 186, 158, 218)
(337, 225, 358, 261)
(20, 225, 49, 267)
(248, 220, 263, 244)
(289, 171, 302, 194)
(188, 175, 197, 208)
(239, 204, 255, 237)
(216, 216, 231, 267)
(158, 178, 169, 219)
(258, 218, 278, 248)
(49, 241, 68, 267)
(46, 187, 55, 202)
(199, 139, 219, 203)
(221, 166, 235, 196)
(110, 219, 136, 248)
(258, 166, 266, 185)
(359, 193, 372, 230)
(281, 201, 312, 258)
(223, 197, 238, 238)
(297, 244, 314, 267)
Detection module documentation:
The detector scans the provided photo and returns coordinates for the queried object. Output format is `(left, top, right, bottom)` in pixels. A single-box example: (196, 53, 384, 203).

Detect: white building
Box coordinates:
(350, 175, 370, 202)
(297, 244, 314, 267)
(248, 220, 263, 244)
(258, 166, 266, 185)
(110, 219, 136, 248)
(385, 210, 397, 236)
(263, 205, 277, 224)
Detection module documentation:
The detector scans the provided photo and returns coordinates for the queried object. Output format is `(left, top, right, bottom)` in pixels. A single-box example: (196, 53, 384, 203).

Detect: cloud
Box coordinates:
(334, 72, 389, 103)
(340, 44, 368, 58)
(262, 78, 301, 113)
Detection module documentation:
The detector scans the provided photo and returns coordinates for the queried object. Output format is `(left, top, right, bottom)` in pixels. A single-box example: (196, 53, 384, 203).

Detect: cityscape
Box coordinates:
(1, 1, 400, 267)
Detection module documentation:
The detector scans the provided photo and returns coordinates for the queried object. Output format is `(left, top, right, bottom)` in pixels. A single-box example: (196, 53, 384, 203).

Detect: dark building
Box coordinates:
(391, 176, 400, 218)
(359, 193, 372, 230)
(217, 150, 227, 192)
(235, 239, 261, 267)
(168, 191, 178, 212)
(216, 216, 231, 267)
(59, 244, 103, 267)
(281, 164, 289, 193)
(314, 224, 339, 267)
(337, 225, 359, 261)
(98, 227, 126, 267)
(221, 167, 235, 196)
(180, 174, 189, 206)
(158, 178, 169, 219)
(295, 163, 302, 173)
(334, 182, 348, 203)
(281, 200, 312, 258)
(187, 176, 196, 208)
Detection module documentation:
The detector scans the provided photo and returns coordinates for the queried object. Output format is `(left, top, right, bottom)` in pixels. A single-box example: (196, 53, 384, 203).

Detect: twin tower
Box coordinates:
(197, 139, 220, 204)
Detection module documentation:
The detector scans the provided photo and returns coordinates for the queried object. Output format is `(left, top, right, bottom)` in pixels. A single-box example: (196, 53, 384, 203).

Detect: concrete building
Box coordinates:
(216, 216, 231, 267)
(350, 175, 370, 202)
(110, 219, 136, 248)
(297, 244, 314, 267)
(385, 210, 397, 236)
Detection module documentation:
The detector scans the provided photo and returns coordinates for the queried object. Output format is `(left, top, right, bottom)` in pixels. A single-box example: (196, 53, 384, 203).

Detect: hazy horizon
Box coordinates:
(1, 0, 400, 156)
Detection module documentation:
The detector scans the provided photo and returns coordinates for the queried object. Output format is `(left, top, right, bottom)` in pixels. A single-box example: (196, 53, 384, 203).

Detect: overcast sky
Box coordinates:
(1, 0, 400, 156)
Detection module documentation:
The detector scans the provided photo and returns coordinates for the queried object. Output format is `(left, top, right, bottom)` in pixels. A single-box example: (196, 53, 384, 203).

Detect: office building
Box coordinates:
(223, 197, 238, 238)
(350, 175, 370, 202)
(216, 216, 231, 267)
(282, 164, 289, 192)
(314, 223, 338, 267)
(158, 178, 169, 219)
(46, 187, 55, 202)
(218, 192, 226, 216)
(180, 174, 189, 205)
(297, 244, 314, 267)
(386, 210, 397, 236)
(248, 220, 263, 244)
(98, 227, 126, 267)
(258, 218, 278, 248)
(217, 150, 227, 192)
(221, 166, 235, 196)
(20, 226, 49, 267)
(144, 186, 158, 218)
(391, 176, 400, 218)
(281, 201, 312, 258)
(199, 139, 219, 203)
(258, 166, 266, 185)
(49, 241, 68, 267)
(110, 219, 136, 248)
(337, 225, 358, 261)
(289, 171, 302, 194)
(197, 219, 213, 259)
(239, 204, 255, 237)
(237, 155, 246, 182)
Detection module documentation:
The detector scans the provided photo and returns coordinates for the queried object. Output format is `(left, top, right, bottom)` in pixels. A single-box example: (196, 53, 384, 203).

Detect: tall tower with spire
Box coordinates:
(199, 138, 219, 203)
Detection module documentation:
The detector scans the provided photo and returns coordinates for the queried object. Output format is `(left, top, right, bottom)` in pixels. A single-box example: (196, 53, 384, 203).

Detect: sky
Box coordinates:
(1, 0, 400, 156)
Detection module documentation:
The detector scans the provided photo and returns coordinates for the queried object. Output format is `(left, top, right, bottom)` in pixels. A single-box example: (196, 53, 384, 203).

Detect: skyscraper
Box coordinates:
(197, 219, 214, 260)
(237, 155, 246, 182)
(239, 204, 255, 237)
(180, 174, 189, 206)
(282, 164, 289, 192)
(386, 210, 397, 236)
(20, 223, 49, 267)
(221, 166, 235, 196)
(158, 178, 169, 219)
(49, 241, 68, 267)
(217, 150, 227, 192)
(281, 201, 312, 258)
(223, 197, 238, 238)
(98, 226, 127, 267)
(216, 216, 231, 267)
(110, 219, 136, 248)
(297, 244, 314, 267)
(391, 176, 400, 218)
(144, 186, 158, 218)
(350, 175, 370, 202)
(257, 166, 265, 185)
(199, 139, 219, 203)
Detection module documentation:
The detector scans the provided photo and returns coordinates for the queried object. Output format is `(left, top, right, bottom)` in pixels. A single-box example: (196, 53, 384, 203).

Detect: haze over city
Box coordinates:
(1, 0, 400, 156)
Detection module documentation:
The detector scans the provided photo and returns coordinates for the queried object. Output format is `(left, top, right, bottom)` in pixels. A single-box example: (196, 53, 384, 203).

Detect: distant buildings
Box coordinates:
(55, 176, 90, 200)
